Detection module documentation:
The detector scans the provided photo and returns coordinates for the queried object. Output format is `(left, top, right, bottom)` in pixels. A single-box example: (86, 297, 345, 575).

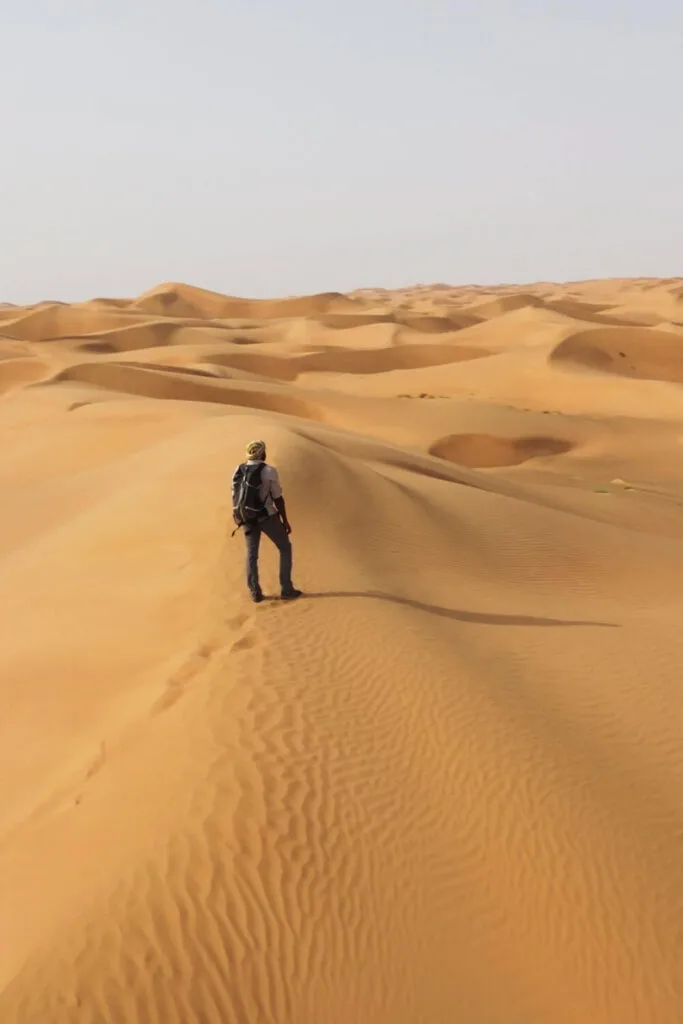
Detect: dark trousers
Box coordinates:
(245, 515, 293, 596)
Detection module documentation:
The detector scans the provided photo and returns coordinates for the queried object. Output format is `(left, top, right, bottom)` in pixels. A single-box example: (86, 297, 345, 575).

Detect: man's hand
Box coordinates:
(282, 519, 292, 535)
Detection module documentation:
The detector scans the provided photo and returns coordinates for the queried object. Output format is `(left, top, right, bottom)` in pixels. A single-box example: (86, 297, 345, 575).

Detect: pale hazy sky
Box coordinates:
(1, 1, 681, 304)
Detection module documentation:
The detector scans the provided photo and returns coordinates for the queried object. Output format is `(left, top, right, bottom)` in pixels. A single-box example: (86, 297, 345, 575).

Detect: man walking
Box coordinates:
(232, 439, 302, 603)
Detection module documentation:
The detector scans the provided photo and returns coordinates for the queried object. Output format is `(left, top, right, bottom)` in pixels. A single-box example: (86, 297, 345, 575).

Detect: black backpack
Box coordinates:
(233, 462, 268, 530)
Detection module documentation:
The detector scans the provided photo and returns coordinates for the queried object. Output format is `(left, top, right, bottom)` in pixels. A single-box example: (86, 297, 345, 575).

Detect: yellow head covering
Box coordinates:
(246, 439, 266, 461)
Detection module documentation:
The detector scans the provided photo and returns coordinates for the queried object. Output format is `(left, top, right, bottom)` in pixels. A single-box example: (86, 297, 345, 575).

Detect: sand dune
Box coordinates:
(132, 281, 365, 320)
(314, 310, 482, 332)
(0, 356, 50, 393)
(2, 278, 683, 1024)
(47, 361, 331, 422)
(464, 292, 546, 317)
(551, 325, 683, 384)
(204, 341, 491, 382)
(0, 303, 147, 342)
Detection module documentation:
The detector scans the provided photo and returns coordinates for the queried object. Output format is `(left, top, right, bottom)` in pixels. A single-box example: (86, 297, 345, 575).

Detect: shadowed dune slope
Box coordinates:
(47, 362, 331, 422)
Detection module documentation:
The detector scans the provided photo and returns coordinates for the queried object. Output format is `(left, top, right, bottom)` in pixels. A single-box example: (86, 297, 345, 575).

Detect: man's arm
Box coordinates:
(268, 468, 291, 533)
(274, 495, 291, 533)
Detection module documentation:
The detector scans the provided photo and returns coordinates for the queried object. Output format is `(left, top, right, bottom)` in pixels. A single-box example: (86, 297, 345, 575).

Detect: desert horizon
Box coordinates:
(2, 275, 683, 1022)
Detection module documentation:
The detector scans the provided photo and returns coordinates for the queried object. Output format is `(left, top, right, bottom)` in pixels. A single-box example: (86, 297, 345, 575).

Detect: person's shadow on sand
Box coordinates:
(299, 591, 619, 628)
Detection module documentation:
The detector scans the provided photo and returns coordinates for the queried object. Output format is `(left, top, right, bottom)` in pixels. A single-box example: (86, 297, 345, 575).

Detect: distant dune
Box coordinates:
(131, 281, 365, 320)
(2, 277, 683, 1023)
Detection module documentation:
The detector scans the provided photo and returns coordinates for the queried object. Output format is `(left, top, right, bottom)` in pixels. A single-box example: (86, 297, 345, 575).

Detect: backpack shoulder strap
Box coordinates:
(245, 461, 264, 482)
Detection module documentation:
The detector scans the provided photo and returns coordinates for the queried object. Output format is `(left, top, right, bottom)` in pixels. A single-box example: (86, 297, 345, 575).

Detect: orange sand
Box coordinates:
(1, 278, 683, 1022)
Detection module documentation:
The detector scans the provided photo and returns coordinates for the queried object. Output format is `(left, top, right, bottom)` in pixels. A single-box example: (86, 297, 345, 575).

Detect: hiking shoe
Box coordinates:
(281, 588, 302, 601)
(251, 592, 264, 604)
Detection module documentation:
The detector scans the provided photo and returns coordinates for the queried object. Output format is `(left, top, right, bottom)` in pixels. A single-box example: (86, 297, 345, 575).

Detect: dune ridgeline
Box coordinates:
(2, 277, 683, 1022)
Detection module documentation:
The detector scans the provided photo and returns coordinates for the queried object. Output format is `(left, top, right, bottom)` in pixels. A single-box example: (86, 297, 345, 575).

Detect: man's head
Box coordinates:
(246, 439, 267, 461)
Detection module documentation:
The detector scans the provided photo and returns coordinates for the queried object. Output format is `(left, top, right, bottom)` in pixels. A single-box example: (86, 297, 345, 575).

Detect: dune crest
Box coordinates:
(2, 278, 683, 1024)
(132, 281, 366, 320)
